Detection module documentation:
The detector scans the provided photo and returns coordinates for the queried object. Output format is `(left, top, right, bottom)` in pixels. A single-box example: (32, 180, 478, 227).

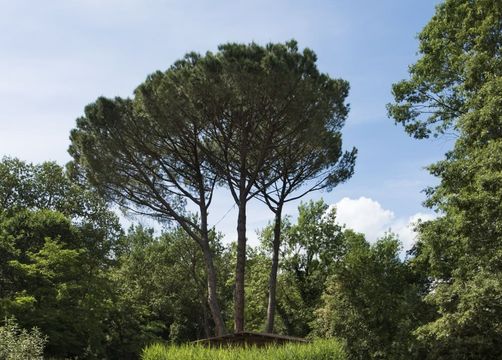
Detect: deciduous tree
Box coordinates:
(388, 0, 502, 357)
(313, 233, 425, 360)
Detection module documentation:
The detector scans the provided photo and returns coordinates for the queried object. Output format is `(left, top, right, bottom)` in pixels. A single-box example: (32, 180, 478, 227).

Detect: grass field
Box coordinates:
(142, 339, 346, 360)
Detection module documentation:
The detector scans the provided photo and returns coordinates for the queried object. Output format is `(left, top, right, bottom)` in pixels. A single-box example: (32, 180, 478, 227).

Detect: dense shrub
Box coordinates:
(0, 318, 47, 360)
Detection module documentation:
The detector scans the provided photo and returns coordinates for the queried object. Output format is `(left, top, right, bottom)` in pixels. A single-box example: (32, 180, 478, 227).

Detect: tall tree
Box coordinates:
(69, 71, 227, 335)
(256, 78, 356, 333)
(70, 40, 352, 332)
(186, 41, 352, 331)
(388, 0, 502, 357)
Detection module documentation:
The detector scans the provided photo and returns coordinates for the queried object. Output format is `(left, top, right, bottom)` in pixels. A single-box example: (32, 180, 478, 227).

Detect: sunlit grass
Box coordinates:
(142, 339, 346, 360)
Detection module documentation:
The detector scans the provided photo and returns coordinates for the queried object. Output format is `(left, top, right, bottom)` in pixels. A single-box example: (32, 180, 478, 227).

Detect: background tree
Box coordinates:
(313, 232, 427, 360)
(1, 211, 111, 358)
(0, 317, 47, 360)
(107, 226, 232, 358)
(0, 157, 120, 246)
(242, 246, 271, 332)
(270, 200, 346, 337)
(0, 159, 119, 358)
(388, 0, 502, 357)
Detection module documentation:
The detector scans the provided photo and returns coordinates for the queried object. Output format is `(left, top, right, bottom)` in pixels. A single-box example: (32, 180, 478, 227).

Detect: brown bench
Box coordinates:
(193, 331, 309, 347)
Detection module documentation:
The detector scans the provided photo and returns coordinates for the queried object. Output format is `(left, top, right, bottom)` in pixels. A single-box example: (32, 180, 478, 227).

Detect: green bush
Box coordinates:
(0, 318, 47, 360)
(142, 339, 346, 360)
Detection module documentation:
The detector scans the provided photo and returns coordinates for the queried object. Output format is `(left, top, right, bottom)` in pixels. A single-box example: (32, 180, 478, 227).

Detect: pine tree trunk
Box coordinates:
(200, 211, 226, 336)
(234, 198, 247, 332)
(200, 241, 227, 336)
(265, 206, 282, 333)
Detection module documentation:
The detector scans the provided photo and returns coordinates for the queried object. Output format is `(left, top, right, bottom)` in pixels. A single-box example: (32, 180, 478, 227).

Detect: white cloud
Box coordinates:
(390, 212, 436, 253)
(330, 197, 394, 242)
(329, 197, 436, 252)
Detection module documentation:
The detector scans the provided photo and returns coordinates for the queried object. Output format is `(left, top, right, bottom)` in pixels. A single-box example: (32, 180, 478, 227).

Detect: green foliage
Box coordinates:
(313, 233, 427, 360)
(141, 340, 346, 360)
(0, 158, 121, 359)
(0, 317, 47, 360)
(414, 270, 502, 359)
(0, 159, 233, 358)
(276, 200, 345, 337)
(389, 0, 502, 357)
(243, 248, 270, 331)
(0, 210, 113, 359)
(0, 157, 119, 231)
(387, 0, 502, 139)
(0, 157, 122, 258)
(245, 200, 347, 336)
(106, 226, 233, 358)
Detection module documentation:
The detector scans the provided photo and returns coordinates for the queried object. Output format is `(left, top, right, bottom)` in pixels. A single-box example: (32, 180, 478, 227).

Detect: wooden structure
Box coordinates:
(193, 331, 309, 347)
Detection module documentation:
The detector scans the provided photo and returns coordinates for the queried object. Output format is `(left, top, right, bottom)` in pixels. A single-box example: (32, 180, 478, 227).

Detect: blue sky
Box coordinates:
(0, 0, 449, 249)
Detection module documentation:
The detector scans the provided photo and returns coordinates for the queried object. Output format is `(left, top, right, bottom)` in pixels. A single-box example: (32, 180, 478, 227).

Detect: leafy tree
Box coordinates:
(268, 200, 345, 337)
(0, 157, 121, 257)
(0, 210, 112, 359)
(387, 0, 501, 139)
(243, 247, 270, 332)
(104, 227, 166, 359)
(313, 233, 426, 360)
(107, 226, 232, 358)
(0, 159, 120, 358)
(388, 0, 502, 357)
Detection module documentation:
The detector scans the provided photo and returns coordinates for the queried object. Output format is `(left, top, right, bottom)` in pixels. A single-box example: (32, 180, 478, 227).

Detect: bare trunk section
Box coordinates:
(200, 209, 226, 336)
(265, 206, 282, 333)
(201, 301, 211, 339)
(200, 240, 226, 336)
(234, 197, 247, 332)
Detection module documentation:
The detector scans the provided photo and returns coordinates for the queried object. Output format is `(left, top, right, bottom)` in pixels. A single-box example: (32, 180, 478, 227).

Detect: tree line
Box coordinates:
(0, 159, 420, 359)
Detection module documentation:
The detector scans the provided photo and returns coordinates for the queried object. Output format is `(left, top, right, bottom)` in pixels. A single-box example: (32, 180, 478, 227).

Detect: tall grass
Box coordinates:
(142, 339, 346, 360)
